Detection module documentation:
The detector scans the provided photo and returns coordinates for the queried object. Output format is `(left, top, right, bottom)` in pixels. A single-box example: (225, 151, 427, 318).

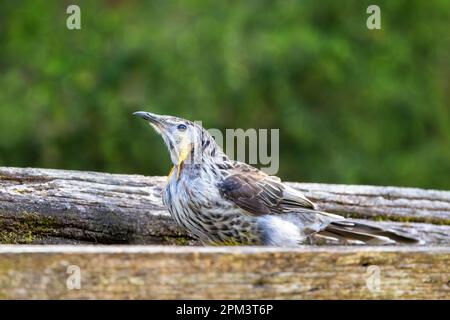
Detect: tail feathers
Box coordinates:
(320, 220, 421, 245)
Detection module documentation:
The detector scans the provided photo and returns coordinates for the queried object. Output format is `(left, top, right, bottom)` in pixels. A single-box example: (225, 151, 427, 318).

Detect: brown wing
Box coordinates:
(218, 163, 316, 215)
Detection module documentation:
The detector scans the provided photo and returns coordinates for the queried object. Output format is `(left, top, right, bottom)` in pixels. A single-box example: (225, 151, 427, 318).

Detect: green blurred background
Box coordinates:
(0, 0, 449, 189)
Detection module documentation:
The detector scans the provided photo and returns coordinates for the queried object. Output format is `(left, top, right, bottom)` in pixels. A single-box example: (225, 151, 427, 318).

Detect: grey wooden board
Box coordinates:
(0, 245, 448, 299)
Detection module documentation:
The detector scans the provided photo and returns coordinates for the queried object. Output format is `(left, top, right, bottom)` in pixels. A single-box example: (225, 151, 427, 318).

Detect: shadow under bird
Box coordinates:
(134, 111, 419, 246)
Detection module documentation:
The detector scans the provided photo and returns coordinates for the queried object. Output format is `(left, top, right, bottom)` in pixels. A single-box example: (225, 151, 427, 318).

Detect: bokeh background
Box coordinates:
(0, 0, 449, 189)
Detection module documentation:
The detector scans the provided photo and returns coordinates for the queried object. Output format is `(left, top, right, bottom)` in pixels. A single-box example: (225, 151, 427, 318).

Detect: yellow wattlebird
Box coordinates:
(134, 111, 419, 246)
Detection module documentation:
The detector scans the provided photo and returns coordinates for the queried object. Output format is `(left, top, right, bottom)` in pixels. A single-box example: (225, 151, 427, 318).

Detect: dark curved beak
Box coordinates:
(133, 111, 162, 124)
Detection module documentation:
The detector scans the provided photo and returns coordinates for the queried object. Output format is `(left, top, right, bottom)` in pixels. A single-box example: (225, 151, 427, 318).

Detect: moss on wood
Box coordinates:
(0, 211, 58, 244)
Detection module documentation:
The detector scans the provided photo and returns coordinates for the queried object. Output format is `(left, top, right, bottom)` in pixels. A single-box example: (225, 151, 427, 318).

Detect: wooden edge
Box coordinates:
(0, 245, 449, 299)
(0, 244, 449, 254)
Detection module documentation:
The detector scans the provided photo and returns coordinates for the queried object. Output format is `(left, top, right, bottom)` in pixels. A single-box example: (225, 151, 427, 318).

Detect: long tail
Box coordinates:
(318, 220, 421, 245)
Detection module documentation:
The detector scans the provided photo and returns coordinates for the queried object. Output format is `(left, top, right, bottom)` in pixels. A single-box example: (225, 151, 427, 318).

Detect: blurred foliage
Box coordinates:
(0, 0, 449, 189)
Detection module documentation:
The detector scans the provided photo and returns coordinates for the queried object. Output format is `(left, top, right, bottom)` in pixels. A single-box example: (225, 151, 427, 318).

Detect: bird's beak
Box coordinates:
(133, 111, 162, 124)
(133, 111, 165, 132)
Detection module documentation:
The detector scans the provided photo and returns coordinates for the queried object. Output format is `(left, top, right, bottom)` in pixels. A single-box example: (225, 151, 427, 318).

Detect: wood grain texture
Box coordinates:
(0, 245, 448, 299)
(0, 167, 449, 245)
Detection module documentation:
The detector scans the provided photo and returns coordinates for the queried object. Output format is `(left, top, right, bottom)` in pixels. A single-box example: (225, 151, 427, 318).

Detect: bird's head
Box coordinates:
(133, 111, 221, 175)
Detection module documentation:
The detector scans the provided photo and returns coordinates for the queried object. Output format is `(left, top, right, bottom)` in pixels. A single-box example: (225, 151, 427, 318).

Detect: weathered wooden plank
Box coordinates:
(295, 183, 450, 224)
(0, 167, 449, 245)
(0, 245, 448, 299)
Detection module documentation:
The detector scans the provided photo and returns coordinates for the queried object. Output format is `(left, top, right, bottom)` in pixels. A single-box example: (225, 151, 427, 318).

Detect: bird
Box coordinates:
(133, 111, 419, 246)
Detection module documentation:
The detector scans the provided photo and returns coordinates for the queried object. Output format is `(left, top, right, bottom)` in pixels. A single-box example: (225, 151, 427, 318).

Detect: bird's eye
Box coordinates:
(177, 124, 187, 131)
